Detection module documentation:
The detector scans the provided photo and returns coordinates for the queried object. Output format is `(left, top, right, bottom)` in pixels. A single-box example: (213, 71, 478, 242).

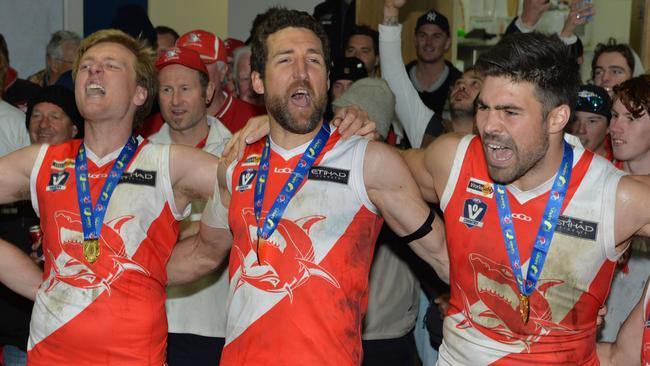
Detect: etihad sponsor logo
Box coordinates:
(46, 171, 70, 191)
(236, 169, 256, 192)
(466, 177, 494, 198)
(51, 159, 75, 170)
(241, 154, 261, 167)
(460, 198, 487, 228)
(308, 166, 349, 185)
(119, 169, 156, 187)
(555, 215, 597, 241)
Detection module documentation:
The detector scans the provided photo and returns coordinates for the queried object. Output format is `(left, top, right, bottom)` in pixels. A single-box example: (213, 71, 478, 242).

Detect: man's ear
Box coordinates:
(133, 85, 147, 107)
(206, 81, 216, 104)
(547, 104, 572, 134)
(252, 71, 265, 95)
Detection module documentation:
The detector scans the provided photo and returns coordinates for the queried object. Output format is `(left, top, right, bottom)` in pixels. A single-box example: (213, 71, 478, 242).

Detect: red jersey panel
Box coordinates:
(438, 135, 625, 365)
(215, 92, 263, 133)
(221, 129, 382, 365)
(27, 140, 183, 365)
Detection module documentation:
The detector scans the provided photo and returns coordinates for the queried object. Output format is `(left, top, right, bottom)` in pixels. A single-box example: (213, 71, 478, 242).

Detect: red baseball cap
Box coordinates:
(177, 30, 227, 65)
(224, 38, 245, 59)
(155, 46, 208, 76)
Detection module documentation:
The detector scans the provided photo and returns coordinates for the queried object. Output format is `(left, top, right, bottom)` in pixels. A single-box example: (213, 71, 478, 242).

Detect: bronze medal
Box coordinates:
(83, 239, 100, 264)
(519, 293, 530, 324)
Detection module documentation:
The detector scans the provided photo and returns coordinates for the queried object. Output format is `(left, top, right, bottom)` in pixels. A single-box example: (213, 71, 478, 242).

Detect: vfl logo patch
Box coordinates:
(460, 198, 487, 228)
(308, 166, 349, 185)
(466, 177, 494, 198)
(236, 169, 257, 192)
(555, 215, 598, 241)
(119, 169, 156, 187)
(241, 154, 261, 167)
(51, 159, 75, 171)
(47, 172, 70, 191)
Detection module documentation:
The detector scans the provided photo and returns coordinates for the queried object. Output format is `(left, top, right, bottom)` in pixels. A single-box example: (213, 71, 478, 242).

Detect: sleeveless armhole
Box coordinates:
(30, 144, 50, 217)
(602, 164, 627, 261)
(226, 159, 238, 194)
(351, 138, 378, 215)
(160, 144, 190, 220)
(644, 278, 650, 316)
(440, 135, 475, 212)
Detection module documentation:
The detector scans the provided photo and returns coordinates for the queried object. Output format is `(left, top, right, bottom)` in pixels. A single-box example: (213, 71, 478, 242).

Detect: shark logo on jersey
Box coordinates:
(42, 211, 149, 294)
(233, 208, 340, 302)
(454, 253, 576, 351)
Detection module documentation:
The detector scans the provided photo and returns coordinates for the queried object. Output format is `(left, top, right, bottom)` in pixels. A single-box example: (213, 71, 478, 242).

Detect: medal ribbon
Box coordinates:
(494, 141, 573, 297)
(75, 135, 138, 245)
(253, 124, 331, 250)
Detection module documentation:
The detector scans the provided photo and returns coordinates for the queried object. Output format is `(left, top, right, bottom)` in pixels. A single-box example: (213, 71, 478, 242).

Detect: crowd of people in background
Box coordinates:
(0, 0, 649, 365)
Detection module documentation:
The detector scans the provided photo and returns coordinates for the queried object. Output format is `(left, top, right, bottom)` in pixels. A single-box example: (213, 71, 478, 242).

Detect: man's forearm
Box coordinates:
(0, 239, 42, 300)
(167, 223, 232, 285)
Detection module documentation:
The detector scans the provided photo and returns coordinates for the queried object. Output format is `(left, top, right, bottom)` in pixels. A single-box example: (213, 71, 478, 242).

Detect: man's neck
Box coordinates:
(415, 59, 445, 89)
(82, 119, 134, 158)
(510, 136, 566, 192)
(623, 153, 650, 175)
(269, 119, 324, 150)
(168, 116, 210, 147)
(206, 90, 227, 116)
(450, 116, 474, 134)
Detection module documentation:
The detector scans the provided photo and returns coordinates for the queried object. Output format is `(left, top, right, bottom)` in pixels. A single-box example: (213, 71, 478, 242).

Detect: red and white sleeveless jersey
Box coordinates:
(438, 135, 625, 365)
(221, 129, 383, 365)
(641, 279, 650, 366)
(27, 139, 186, 365)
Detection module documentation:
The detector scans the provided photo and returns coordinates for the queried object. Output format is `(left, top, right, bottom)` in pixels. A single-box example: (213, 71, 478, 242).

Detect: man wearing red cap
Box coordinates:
(139, 31, 263, 138)
(149, 46, 232, 366)
(178, 30, 262, 133)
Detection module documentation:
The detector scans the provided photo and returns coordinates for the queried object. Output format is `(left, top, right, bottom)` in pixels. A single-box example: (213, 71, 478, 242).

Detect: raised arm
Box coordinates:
(380, 0, 434, 147)
(0, 238, 42, 300)
(167, 146, 232, 285)
(0, 144, 41, 204)
(364, 141, 448, 282)
(597, 278, 648, 366)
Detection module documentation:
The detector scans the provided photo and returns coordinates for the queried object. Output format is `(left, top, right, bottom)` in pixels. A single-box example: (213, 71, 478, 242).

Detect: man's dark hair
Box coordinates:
(346, 25, 379, 55)
(250, 7, 330, 79)
(591, 39, 635, 80)
(0, 34, 8, 64)
(613, 74, 650, 119)
(155, 26, 179, 42)
(474, 32, 580, 120)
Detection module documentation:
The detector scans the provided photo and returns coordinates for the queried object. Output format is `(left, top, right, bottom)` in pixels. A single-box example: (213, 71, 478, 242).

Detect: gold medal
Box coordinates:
(83, 239, 100, 264)
(519, 293, 530, 324)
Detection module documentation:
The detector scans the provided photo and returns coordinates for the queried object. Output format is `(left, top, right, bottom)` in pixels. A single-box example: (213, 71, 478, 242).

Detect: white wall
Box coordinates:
(0, 0, 67, 78)
(228, 0, 323, 41)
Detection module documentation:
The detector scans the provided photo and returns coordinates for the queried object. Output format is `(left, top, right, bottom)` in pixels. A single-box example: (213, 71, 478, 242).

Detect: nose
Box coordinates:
(609, 115, 622, 134)
(575, 120, 587, 136)
(478, 109, 503, 136)
(39, 115, 51, 129)
(89, 62, 103, 75)
(292, 59, 308, 81)
(171, 90, 182, 106)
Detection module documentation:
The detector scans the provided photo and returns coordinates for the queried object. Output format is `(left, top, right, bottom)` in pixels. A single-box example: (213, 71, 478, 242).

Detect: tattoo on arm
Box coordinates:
(383, 15, 399, 26)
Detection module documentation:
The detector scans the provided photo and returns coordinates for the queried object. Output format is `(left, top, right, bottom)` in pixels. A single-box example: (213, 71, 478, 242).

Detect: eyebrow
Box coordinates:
(272, 48, 324, 58)
(476, 97, 524, 111)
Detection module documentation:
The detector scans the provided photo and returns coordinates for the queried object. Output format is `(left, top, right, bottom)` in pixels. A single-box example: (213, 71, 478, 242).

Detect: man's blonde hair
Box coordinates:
(73, 29, 156, 129)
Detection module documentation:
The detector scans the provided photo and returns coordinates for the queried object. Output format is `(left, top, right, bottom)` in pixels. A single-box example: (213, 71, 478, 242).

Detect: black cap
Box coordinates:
(330, 57, 368, 83)
(416, 10, 450, 35)
(26, 85, 84, 137)
(576, 84, 611, 121)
